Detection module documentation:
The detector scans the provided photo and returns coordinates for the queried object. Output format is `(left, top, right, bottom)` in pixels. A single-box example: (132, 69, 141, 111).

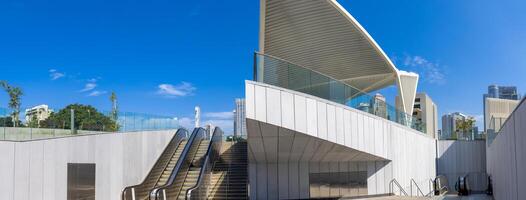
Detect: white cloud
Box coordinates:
(203, 111, 234, 119)
(203, 119, 233, 133)
(175, 110, 235, 134)
(177, 117, 195, 129)
(49, 69, 65, 80)
(402, 55, 446, 84)
(87, 90, 107, 97)
(80, 83, 97, 92)
(157, 82, 196, 98)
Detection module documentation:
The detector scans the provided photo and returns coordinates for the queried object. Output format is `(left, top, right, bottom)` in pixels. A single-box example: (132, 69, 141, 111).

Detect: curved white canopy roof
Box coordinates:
(260, 0, 400, 93)
(259, 0, 419, 115)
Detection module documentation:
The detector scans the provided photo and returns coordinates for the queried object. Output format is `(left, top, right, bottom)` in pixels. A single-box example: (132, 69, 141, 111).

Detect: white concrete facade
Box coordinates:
(0, 129, 177, 200)
(437, 140, 487, 192)
(245, 81, 436, 199)
(487, 98, 526, 200)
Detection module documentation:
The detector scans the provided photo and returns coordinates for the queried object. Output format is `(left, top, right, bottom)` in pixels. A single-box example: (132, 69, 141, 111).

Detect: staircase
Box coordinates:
(156, 140, 187, 187)
(176, 139, 210, 199)
(208, 141, 248, 199)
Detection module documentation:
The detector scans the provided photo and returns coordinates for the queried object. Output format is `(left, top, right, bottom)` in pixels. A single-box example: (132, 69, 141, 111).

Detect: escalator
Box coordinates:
(122, 129, 189, 200)
(150, 127, 223, 200)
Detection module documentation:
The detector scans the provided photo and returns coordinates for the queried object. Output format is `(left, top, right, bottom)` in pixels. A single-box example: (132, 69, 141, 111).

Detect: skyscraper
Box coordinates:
(395, 93, 438, 137)
(486, 85, 519, 100)
(441, 112, 467, 139)
(234, 98, 247, 137)
(371, 93, 387, 119)
(483, 85, 521, 131)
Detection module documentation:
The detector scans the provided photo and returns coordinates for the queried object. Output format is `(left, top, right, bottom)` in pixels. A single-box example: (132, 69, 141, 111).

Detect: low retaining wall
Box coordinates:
(0, 129, 177, 200)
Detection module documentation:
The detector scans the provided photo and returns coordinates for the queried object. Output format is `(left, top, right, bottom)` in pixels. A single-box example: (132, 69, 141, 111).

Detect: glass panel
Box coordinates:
(254, 53, 426, 133)
(0, 105, 180, 141)
(309, 171, 367, 198)
(67, 163, 96, 200)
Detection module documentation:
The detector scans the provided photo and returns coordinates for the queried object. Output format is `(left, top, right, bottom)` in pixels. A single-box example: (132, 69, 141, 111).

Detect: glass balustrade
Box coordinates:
(254, 52, 426, 133)
(0, 106, 180, 141)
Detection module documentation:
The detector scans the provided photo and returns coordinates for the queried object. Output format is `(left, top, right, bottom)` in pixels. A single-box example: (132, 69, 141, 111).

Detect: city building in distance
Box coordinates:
(234, 98, 247, 137)
(483, 84, 521, 132)
(24, 104, 53, 125)
(396, 93, 438, 137)
(441, 112, 479, 140)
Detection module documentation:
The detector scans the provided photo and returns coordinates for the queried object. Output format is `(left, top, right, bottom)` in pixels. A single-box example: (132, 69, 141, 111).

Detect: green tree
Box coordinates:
(0, 81, 23, 127)
(109, 91, 118, 121)
(0, 116, 22, 127)
(27, 115, 39, 128)
(41, 104, 119, 132)
(455, 117, 476, 140)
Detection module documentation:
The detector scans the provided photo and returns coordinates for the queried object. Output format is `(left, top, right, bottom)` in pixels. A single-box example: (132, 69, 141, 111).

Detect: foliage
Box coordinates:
(27, 115, 39, 128)
(0, 80, 23, 127)
(0, 116, 23, 127)
(41, 104, 119, 132)
(455, 117, 476, 140)
(226, 135, 246, 142)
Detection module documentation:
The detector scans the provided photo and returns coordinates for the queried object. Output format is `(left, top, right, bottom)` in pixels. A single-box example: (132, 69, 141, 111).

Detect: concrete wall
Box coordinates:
(437, 140, 487, 192)
(0, 129, 177, 200)
(487, 98, 526, 200)
(245, 81, 436, 199)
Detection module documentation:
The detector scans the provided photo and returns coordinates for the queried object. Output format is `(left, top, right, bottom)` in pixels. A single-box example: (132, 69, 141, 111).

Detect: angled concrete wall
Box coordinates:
(245, 81, 436, 199)
(437, 140, 487, 192)
(487, 98, 526, 200)
(0, 130, 176, 200)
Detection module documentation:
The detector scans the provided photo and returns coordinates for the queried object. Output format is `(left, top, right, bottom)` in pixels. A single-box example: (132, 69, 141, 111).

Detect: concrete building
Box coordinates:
(483, 85, 520, 132)
(234, 98, 247, 137)
(371, 93, 387, 119)
(484, 97, 520, 133)
(24, 104, 53, 125)
(396, 93, 438, 137)
(247, 0, 436, 198)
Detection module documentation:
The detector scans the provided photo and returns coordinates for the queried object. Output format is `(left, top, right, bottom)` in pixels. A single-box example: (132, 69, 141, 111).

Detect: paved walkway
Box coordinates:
(347, 194, 493, 200)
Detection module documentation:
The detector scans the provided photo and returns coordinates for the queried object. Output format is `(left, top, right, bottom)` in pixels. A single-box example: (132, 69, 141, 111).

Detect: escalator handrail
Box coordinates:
(150, 127, 206, 199)
(121, 128, 188, 200)
(186, 127, 223, 199)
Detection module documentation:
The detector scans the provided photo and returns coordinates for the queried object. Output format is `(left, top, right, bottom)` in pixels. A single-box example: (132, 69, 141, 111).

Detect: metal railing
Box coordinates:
(434, 175, 449, 196)
(254, 52, 426, 133)
(389, 179, 408, 196)
(186, 127, 224, 199)
(410, 178, 425, 197)
(150, 128, 206, 200)
(121, 129, 188, 200)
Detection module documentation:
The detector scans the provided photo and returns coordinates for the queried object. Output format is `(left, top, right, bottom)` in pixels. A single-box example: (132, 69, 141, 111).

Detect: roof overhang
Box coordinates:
(259, 0, 402, 93)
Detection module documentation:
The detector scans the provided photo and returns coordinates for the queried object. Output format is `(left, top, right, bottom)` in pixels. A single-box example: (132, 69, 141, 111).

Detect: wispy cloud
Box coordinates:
(401, 55, 446, 85)
(49, 69, 65, 80)
(175, 110, 235, 134)
(177, 117, 195, 129)
(80, 82, 97, 92)
(87, 90, 107, 97)
(204, 111, 234, 119)
(157, 82, 196, 98)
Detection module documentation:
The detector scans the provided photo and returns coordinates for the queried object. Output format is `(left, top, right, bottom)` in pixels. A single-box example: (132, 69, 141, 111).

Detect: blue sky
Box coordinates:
(1, 0, 525, 132)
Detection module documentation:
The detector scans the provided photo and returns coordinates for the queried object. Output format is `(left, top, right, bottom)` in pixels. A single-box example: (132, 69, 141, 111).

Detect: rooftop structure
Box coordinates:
(258, 0, 419, 117)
